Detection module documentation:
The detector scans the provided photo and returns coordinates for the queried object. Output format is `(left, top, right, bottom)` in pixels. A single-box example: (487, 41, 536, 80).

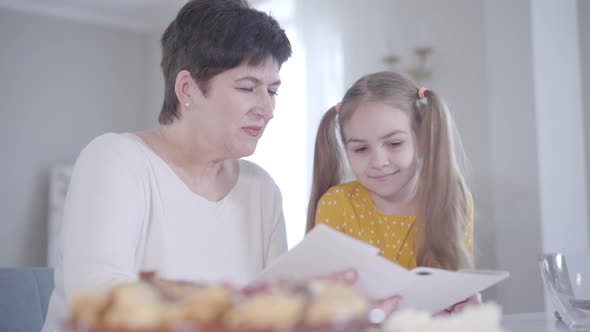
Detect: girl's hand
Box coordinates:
(436, 293, 482, 316)
(311, 268, 358, 286)
(368, 294, 402, 323)
(312, 269, 402, 321)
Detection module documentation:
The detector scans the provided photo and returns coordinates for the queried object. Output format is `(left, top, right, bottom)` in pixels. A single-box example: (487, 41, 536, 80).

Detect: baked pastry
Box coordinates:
(304, 280, 369, 326)
(66, 273, 370, 332)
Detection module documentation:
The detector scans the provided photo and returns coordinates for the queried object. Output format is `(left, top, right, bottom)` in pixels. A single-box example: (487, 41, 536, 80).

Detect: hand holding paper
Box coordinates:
(307, 268, 402, 319)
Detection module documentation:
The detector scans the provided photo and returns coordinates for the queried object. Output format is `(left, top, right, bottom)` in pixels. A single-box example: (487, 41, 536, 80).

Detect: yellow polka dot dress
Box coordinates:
(314, 181, 473, 269)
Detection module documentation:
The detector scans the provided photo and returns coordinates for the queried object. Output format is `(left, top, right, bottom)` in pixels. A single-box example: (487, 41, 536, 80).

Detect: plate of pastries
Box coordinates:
(64, 272, 372, 332)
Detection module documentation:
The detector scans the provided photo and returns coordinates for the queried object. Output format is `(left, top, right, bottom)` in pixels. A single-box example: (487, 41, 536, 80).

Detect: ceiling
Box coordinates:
(0, 0, 190, 31)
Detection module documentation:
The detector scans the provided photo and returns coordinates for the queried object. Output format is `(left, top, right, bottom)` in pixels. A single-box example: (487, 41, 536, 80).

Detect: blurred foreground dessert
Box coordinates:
(66, 272, 370, 332)
(66, 273, 505, 332)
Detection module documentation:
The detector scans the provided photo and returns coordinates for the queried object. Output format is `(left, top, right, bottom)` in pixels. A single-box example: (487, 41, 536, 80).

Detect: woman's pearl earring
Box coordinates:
(184, 102, 190, 108)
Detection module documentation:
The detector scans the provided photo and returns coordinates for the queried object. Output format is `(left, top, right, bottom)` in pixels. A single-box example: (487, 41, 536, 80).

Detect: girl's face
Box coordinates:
(343, 101, 418, 203)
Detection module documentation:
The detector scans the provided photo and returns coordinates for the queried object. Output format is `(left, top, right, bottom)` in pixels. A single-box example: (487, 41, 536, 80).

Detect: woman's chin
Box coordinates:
(232, 144, 258, 159)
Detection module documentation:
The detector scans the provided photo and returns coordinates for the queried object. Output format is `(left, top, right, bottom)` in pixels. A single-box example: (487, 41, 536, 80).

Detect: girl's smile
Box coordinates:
(368, 170, 400, 182)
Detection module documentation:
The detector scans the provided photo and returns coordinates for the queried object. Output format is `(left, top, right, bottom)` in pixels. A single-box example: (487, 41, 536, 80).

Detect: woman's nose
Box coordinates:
(255, 92, 274, 120)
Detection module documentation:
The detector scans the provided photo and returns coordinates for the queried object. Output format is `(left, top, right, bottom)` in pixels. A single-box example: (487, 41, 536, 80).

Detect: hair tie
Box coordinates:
(418, 87, 427, 99)
(335, 102, 341, 113)
(416, 87, 428, 107)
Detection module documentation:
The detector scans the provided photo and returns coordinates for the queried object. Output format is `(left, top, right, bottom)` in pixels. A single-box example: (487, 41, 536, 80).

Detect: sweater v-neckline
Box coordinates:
(125, 133, 241, 205)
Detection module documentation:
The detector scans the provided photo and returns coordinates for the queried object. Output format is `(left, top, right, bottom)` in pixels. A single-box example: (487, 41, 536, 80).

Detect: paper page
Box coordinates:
(254, 225, 509, 313)
(351, 253, 415, 299)
(398, 267, 510, 313)
(255, 225, 413, 298)
(255, 224, 383, 282)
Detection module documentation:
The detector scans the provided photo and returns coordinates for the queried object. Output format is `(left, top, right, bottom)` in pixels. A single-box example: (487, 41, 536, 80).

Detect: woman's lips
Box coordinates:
(242, 126, 262, 137)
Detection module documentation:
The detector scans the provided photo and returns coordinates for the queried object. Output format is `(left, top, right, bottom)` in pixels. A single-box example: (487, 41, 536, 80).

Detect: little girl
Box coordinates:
(307, 71, 473, 272)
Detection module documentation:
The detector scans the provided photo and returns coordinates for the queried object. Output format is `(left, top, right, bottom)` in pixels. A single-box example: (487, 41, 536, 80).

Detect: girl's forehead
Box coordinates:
(343, 102, 413, 139)
(348, 101, 410, 125)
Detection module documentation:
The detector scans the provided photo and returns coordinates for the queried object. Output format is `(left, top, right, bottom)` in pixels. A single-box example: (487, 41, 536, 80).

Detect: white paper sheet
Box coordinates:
(255, 225, 509, 313)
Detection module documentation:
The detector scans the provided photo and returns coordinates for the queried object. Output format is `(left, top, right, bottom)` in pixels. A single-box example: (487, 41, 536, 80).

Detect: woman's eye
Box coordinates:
(388, 141, 402, 148)
(238, 87, 255, 92)
(268, 90, 278, 96)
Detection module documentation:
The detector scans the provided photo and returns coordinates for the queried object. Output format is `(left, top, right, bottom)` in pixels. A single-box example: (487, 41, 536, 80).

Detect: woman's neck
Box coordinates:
(157, 123, 224, 169)
(136, 125, 239, 201)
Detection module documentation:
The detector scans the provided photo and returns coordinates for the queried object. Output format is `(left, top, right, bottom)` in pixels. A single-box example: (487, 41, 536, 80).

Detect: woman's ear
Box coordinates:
(174, 70, 199, 112)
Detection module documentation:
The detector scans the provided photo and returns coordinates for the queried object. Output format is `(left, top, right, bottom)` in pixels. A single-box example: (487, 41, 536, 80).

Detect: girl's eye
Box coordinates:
(353, 146, 368, 153)
(268, 90, 278, 96)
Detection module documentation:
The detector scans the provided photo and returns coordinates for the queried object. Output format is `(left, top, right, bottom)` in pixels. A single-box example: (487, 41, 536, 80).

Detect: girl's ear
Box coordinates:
(174, 70, 201, 112)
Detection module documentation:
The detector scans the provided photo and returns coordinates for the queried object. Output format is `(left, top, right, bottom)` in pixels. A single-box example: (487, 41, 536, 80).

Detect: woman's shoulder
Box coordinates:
(81, 132, 143, 156)
(235, 159, 282, 204)
(84, 132, 143, 151)
(238, 159, 277, 187)
(77, 133, 149, 172)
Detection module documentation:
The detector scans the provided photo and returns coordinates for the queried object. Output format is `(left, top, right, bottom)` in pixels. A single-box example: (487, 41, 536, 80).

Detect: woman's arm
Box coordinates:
(61, 135, 147, 301)
(263, 180, 287, 267)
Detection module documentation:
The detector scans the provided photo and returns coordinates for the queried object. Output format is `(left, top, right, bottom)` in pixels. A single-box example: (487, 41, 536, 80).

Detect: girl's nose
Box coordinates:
(370, 148, 390, 168)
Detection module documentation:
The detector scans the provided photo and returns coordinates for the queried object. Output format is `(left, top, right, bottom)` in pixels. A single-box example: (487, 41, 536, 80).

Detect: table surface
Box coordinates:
(502, 312, 572, 332)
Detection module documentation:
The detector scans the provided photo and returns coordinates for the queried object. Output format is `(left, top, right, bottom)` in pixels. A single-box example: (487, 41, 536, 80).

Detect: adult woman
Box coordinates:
(42, 1, 292, 330)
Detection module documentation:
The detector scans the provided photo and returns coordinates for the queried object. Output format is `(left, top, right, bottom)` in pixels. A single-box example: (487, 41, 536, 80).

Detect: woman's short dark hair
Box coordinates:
(159, 0, 292, 124)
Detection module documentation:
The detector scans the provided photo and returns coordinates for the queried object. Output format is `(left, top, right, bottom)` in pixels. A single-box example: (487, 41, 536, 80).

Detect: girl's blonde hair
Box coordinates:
(306, 71, 473, 270)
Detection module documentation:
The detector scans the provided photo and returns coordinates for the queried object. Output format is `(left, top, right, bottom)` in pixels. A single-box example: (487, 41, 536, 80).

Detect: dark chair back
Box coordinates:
(0, 267, 54, 332)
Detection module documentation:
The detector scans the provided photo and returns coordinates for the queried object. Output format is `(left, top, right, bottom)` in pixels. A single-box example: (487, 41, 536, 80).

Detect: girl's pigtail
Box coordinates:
(306, 106, 343, 232)
(415, 89, 473, 270)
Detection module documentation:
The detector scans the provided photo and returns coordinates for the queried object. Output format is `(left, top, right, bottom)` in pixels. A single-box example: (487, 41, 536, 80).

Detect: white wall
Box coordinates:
(0, 8, 153, 266)
(484, 0, 590, 314)
(295, 0, 347, 190)
(532, 0, 588, 254)
(146, 11, 178, 125)
(484, 0, 545, 314)
(581, 0, 590, 226)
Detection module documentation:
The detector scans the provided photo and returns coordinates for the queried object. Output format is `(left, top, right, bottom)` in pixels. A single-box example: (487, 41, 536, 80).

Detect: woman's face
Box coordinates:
(343, 101, 418, 203)
(188, 56, 281, 158)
